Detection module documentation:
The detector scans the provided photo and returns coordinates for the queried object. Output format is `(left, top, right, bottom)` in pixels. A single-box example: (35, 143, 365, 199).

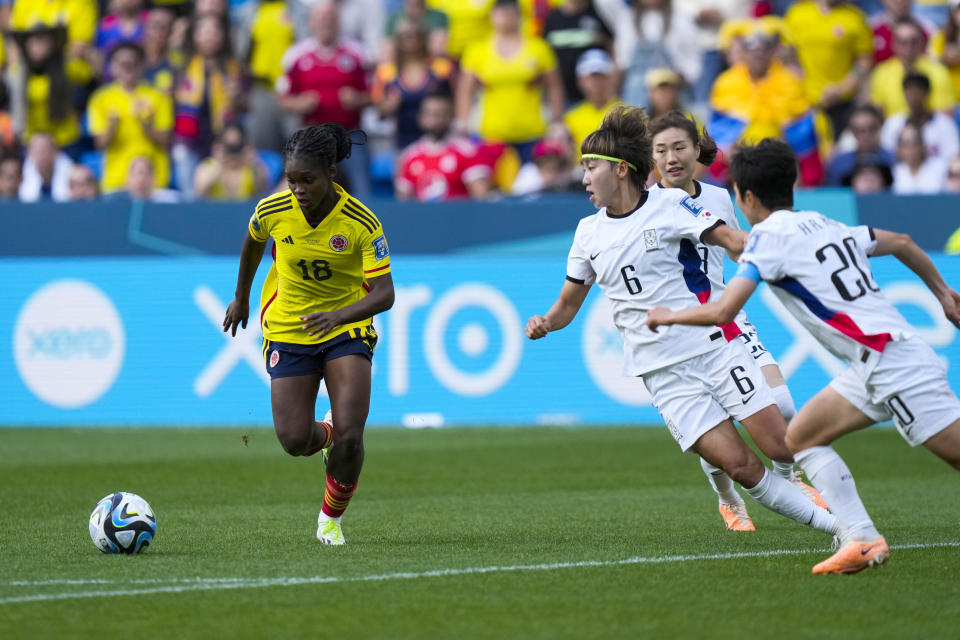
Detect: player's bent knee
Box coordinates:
(275, 424, 313, 456)
(722, 454, 763, 487)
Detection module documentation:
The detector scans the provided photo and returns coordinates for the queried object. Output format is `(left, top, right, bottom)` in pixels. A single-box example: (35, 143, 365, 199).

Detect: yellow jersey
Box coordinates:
(24, 75, 81, 147)
(461, 35, 558, 143)
(564, 98, 620, 156)
(784, 0, 873, 104)
(249, 1, 294, 84)
(930, 31, 960, 100)
(427, 0, 495, 58)
(11, 0, 97, 44)
(87, 81, 174, 191)
(869, 55, 956, 116)
(249, 184, 392, 346)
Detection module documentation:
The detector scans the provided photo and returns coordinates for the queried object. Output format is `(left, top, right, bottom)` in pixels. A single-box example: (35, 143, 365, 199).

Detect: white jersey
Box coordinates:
(651, 180, 749, 332)
(739, 210, 915, 377)
(567, 187, 729, 376)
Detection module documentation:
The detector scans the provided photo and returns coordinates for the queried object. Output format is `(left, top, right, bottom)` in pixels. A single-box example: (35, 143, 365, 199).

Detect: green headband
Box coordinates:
(581, 153, 638, 172)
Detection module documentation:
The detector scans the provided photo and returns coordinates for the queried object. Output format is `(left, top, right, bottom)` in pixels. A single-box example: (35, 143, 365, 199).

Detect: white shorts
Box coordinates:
(829, 336, 960, 446)
(642, 341, 777, 451)
(736, 319, 778, 369)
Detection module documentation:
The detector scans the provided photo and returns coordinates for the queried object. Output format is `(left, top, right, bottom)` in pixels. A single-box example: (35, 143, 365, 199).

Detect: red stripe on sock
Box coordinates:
(304, 421, 334, 457)
(322, 475, 357, 518)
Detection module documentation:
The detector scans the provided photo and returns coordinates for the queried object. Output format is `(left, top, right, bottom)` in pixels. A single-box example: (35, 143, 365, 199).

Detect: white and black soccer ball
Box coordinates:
(88, 492, 157, 554)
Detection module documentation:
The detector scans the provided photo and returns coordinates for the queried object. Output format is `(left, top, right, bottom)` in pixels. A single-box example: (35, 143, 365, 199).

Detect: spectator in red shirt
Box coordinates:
(278, 0, 372, 196)
(872, 0, 933, 64)
(396, 87, 493, 202)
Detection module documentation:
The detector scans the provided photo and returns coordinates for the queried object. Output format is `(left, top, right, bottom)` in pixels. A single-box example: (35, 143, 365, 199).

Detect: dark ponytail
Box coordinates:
(282, 123, 367, 169)
(649, 110, 719, 166)
(581, 105, 652, 190)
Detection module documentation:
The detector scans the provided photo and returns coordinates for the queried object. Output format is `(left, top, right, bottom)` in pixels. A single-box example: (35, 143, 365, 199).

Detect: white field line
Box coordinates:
(2, 541, 958, 605)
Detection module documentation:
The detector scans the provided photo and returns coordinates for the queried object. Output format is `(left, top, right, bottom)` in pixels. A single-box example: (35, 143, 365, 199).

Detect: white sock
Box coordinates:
(772, 460, 794, 478)
(794, 446, 880, 542)
(771, 384, 796, 421)
(743, 469, 840, 536)
(700, 457, 741, 503)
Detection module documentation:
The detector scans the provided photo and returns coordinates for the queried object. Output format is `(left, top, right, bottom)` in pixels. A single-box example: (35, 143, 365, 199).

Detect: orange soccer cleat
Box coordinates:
(812, 536, 889, 575)
(790, 472, 830, 510)
(718, 498, 756, 532)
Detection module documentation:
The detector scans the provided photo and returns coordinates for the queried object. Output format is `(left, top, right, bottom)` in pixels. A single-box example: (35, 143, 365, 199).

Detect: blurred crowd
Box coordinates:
(2, 0, 960, 204)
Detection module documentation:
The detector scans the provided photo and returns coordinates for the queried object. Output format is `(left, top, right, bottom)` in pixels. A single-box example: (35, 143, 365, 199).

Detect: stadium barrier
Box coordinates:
(2, 254, 958, 426)
(1, 189, 956, 256)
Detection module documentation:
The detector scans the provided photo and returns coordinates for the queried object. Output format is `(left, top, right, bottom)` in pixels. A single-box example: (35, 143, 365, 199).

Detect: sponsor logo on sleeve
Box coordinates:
(680, 196, 702, 217)
(373, 235, 389, 261)
(250, 215, 260, 232)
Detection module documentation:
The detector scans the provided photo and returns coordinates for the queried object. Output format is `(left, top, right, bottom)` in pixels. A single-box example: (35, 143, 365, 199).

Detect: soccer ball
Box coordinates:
(88, 492, 157, 554)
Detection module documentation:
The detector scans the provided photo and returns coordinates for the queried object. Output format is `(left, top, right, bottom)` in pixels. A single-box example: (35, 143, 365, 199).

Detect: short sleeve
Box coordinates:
(738, 230, 784, 282)
(152, 91, 174, 132)
(86, 90, 107, 136)
(532, 37, 557, 73)
(248, 209, 270, 242)
(566, 221, 596, 286)
(362, 231, 392, 277)
(851, 12, 873, 57)
(849, 225, 877, 255)
(460, 41, 482, 76)
(671, 193, 726, 243)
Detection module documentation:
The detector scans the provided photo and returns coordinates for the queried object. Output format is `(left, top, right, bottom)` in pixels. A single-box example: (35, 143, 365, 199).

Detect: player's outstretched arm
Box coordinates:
(223, 232, 267, 337)
(647, 274, 758, 332)
(872, 229, 960, 328)
(526, 280, 590, 339)
(701, 223, 749, 259)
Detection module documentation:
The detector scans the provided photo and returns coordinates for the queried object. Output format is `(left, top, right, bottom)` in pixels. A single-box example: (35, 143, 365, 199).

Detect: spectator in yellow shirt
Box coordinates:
(242, 0, 295, 151)
(7, 25, 84, 155)
(10, 0, 97, 85)
(710, 25, 828, 186)
(563, 49, 620, 155)
(931, 0, 960, 100)
(193, 123, 268, 201)
(870, 18, 955, 116)
(784, 0, 873, 139)
(428, 0, 494, 59)
(87, 42, 173, 192)
(456, 0, 565, 162)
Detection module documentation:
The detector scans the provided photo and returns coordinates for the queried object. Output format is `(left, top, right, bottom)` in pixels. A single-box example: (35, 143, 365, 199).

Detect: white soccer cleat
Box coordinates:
(317, 514, 345, 545)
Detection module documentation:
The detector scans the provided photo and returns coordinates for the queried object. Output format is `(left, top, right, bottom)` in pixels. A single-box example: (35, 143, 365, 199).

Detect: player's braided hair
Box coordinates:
(581, 105, 652, 190)
(282, 123, 367, 169)
(648, 110, 719, 167)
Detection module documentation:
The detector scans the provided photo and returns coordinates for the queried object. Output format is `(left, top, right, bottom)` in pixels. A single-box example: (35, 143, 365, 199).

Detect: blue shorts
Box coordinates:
(263, 330, 376, 379)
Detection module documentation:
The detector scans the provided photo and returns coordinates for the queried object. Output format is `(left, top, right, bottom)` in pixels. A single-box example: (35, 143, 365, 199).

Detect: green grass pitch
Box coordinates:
(1, 425, 958, 639)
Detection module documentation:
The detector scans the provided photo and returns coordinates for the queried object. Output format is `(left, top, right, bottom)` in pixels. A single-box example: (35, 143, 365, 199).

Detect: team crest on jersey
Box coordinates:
(680, 196, 710, 218)
(643, 229, 659, 251)
(330, 234, 348, 252)
(373, 235, 389, 260)
(269, 350, 280, 367)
